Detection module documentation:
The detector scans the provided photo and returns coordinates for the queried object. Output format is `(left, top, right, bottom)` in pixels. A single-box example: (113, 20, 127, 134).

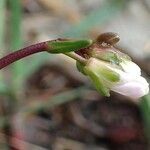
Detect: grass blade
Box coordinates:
(9, 0, 23, 89)
(140, 94, 150, 146)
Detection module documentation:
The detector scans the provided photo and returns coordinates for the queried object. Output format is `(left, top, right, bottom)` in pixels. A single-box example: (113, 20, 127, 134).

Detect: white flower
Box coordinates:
(111, 60, 149, 99)
(82, 58, 149, 99)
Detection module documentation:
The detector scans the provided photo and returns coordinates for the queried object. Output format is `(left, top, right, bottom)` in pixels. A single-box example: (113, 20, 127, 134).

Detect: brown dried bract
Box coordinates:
(96, 32, 120, 46)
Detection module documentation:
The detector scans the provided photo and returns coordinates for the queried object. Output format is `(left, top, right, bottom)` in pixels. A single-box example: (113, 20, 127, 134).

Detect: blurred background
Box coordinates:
(0, 0, 150, 149)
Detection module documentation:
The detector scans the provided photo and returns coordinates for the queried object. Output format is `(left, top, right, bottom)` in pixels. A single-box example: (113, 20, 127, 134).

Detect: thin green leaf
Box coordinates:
(9, 0, 23, 89)
(140, 94, 150, 146)
(0, 0, 8, 94)
(0, 0, 5, 48)
(22, 87, 88, 114)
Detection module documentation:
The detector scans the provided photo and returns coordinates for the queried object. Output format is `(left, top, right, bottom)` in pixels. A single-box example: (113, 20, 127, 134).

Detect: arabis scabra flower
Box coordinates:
(77, 47, 149, 99)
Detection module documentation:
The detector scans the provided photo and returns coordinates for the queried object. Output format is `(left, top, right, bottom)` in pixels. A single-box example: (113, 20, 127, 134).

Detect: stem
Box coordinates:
(0, 42, 48, 69)
(0, 39, 89, 70)
(65, 52, 87, 64)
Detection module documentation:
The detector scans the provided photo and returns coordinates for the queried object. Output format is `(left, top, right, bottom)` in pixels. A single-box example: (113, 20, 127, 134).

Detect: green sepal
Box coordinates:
(84, 67, 110, 97)
(91, 50, 132, 67)
(76, 61, 86, 75)
(98, 66, 120, 82)
(47, 39, 92, 54)
(91, 50, 120, 65)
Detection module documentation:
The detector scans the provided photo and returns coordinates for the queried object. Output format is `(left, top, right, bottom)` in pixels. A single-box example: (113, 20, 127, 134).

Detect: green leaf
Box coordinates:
(0, 0, 7, 93)
(47, 39, 92, 53)
(22, 87, 88, 114)
(140, 94, 150, 145)
(0, 0, 5, 48)
(9, 0, 23, 90)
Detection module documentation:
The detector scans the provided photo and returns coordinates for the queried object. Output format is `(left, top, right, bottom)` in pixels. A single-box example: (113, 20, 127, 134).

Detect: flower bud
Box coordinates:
(77, 56, 149, 99)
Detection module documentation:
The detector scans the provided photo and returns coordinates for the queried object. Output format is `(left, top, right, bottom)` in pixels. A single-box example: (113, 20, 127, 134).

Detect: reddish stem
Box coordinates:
(0, 41, 48, 69)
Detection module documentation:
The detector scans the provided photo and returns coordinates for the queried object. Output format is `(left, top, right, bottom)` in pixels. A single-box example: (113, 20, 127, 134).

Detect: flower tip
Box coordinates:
(112, 77, 149, 99)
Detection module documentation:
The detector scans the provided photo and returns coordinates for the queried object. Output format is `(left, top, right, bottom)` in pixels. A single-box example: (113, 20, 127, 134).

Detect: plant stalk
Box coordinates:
(65, 52, 87, 64)
(0, 40, 88, 70)
(0, 42, 48, 69)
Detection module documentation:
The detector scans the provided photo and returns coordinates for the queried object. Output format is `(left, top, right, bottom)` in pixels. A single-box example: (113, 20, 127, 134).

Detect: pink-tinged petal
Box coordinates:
(111, 77, 149, 99)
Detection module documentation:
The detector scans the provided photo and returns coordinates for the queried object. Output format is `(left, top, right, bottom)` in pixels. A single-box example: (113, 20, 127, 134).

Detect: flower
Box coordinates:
(77, 52, 149, 99)
(110, 60, 149, 99)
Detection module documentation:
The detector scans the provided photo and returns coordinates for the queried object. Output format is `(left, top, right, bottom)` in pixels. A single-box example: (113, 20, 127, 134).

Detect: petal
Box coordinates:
(120, 60, 141, 76)
(111, 76, 149, 99)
